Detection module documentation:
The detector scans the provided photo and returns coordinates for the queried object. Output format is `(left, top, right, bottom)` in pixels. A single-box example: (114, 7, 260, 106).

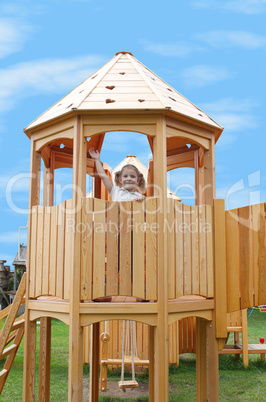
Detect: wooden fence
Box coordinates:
(225, 203, 266, 312)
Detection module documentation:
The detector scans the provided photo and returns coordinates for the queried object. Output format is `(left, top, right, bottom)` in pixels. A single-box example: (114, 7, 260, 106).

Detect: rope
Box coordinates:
(121, 320, 125, 384)
(133, 321, 138, 359)
(130, 321, 135, 382)
(120, 320, 138, 386)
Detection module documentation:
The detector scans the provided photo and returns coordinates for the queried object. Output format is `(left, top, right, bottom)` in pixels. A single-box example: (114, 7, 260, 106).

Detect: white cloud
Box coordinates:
(141, 40, 199, 58)
(199, 98, 259, 133)
(212, 113, 258, 131)
(0, 55, 105, 114)
(181, 65, 232, 88)
(190, 0, 266, 14)
(143, 30, 266, 60)
(195, 31, 266, 49)
(200, 97, 258, 113)
(0, 18, 34, 59)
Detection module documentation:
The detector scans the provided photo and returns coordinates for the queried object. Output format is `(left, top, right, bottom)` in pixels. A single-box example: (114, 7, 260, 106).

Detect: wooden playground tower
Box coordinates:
(22, 51, 266, 401)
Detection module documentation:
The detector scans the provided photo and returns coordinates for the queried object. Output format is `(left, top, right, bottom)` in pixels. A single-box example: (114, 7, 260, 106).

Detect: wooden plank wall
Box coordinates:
(29, 200, 74, 299)
(226, 203, 266, 312)
(29, 198, 158, 301)
(167, 199, 214, 300)
(81, 198, 158, 301)
(29, 198, 216, 301)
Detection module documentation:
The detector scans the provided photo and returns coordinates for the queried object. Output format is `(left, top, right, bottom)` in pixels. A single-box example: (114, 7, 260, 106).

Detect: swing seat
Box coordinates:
(118, 380, 139, 389)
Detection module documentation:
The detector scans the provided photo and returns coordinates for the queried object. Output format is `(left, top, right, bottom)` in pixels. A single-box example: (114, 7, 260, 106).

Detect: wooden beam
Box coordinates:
(213, 199, 227, 339)
(23, 139, 41, 401)
(68, 116, 86, 401)
(38, 318, 51, 402)
(153, 116, 169, 401)
(89, 323, 100, 402)
(196, 318, 219, 401)
(203, 136, 215, 205)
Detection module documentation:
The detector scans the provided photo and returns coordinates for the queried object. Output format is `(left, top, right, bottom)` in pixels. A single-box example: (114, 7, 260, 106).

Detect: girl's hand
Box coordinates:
(89, 148, 100, 160)
(135, 195, 145, 202)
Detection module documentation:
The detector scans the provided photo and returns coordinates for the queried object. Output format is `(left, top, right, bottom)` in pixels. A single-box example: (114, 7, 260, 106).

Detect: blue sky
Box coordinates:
(0, 0, 266, 266)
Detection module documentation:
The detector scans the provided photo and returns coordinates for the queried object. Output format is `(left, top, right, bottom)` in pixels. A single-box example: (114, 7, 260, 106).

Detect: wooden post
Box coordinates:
(194, 149, 205, 206)
(149, 325, 155, 402)
(214, 199, 228, 341)
(196, 317, 219, 401)
(147, 159, 154, 197)
(90, 323, 100, 402)
(196, 136, 220, 401)
(43, 151, 55, 207)
(196, 318, 207, 401)
(23, 140, 41, 401)
(38, 317, 51, 401)
(38, 151, 54, 401)
(242, 309, 249, 367)
(100, 332, 110, 392)
(204, 136, 216, 204)
(68, 116, 86, 401)
(153, 116, 169, 401)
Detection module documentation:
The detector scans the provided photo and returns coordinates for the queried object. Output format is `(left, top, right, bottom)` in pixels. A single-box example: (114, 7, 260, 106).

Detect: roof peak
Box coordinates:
(114, 51, 134, 57)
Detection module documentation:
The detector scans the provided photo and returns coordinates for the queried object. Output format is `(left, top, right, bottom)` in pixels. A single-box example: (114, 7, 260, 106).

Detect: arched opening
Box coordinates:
(85, 131, 152, 198)
(83, 319, 151, 394)
(167, 167, 195, 205)
(166, 135, 206, 206)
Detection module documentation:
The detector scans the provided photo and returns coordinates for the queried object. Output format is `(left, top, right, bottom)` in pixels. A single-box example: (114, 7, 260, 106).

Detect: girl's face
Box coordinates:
(119, 166, 140, 192)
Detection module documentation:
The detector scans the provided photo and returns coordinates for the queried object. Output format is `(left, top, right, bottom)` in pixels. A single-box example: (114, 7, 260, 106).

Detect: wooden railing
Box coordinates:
(29, 198, 217, 301)
(225, 203, 266, 312)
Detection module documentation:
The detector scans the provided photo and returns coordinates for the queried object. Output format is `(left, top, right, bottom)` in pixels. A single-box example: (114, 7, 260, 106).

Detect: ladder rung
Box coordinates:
(0, 369, 8, 379)
(11, 319, 25, 331)
(0, 344, 17, 359)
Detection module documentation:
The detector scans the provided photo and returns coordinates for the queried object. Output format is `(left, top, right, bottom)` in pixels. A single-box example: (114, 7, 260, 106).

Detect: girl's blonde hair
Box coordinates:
(114, 164, 146, 194)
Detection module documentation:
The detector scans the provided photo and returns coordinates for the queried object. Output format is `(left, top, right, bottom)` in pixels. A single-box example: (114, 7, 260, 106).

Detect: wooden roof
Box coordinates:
(25, 52, 222, 132)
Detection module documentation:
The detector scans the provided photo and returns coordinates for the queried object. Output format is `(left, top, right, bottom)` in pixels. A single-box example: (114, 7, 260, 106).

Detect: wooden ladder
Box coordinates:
(0, 273, 26, 394)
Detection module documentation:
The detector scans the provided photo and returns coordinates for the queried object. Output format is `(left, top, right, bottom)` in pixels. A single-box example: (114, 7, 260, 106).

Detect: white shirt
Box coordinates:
(110, 185, 141, 201)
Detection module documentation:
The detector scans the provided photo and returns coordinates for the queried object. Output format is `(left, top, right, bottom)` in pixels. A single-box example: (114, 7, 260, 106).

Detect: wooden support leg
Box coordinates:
(89, 323, 100, 402)
(242, 309, 249, 367)
(196, 318, 219, 402)
(196, 318, 207, 402)
(68, 321, 84, 401)
(234, 332, 240, 360)
(154, 324, 169, 401)
(23, 319, 37, 402)
(100, 332, 110, 392)
(38, 317, 51, 402)
(149, 326, 155, 402)
(100, 363, 107, 392)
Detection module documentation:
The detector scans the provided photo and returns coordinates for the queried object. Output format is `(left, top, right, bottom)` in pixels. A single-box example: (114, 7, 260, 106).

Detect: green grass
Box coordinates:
(0, 309, 265, 401)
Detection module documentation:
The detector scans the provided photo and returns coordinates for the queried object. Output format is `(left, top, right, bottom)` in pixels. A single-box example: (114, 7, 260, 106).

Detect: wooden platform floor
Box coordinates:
(219, 344, 266, 354)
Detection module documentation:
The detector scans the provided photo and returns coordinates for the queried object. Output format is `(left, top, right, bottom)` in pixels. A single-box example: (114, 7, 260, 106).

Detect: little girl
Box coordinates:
(89, 148, 146, 201)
